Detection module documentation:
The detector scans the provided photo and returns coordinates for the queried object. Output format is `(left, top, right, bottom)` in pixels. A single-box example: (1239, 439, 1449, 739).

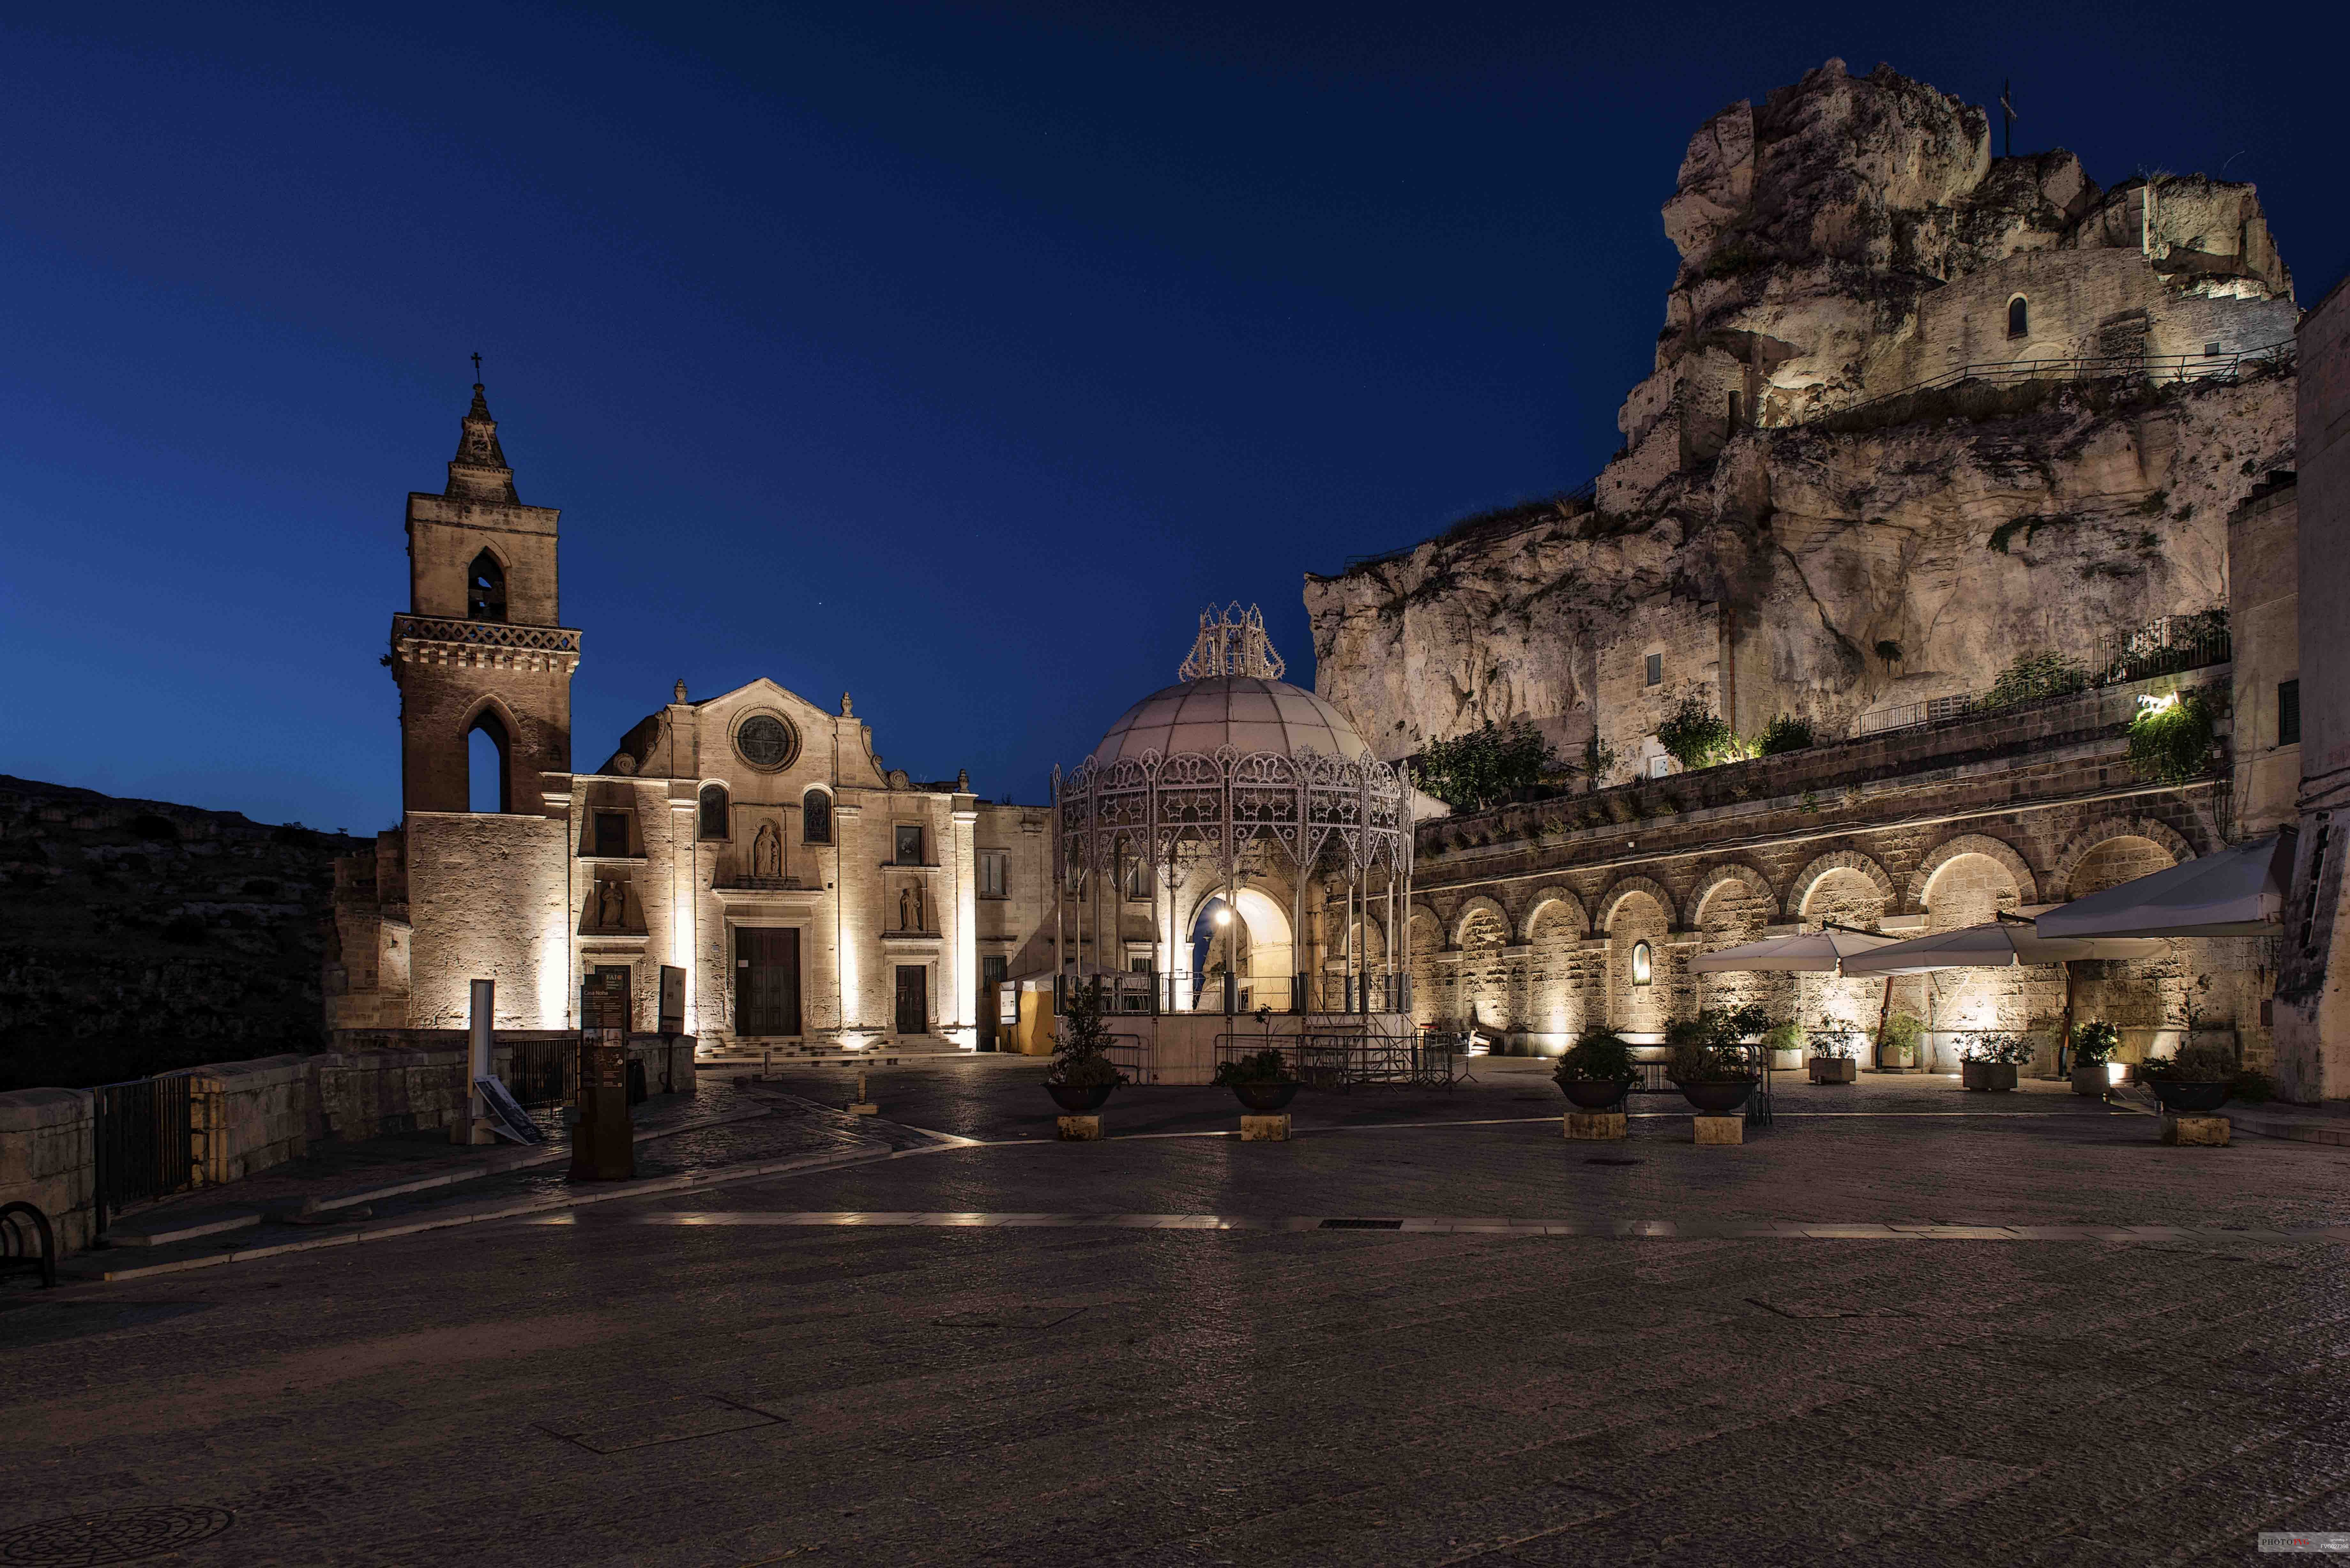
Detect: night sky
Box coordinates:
(4, 3, 2339, 832)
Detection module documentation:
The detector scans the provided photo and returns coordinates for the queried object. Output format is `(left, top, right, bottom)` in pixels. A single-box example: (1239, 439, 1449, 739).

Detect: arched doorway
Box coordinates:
(1188, 886, 1294, 1012)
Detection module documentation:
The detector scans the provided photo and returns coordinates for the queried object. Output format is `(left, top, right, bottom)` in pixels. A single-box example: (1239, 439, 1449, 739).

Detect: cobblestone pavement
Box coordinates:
(4, 1058, 2347, 1566)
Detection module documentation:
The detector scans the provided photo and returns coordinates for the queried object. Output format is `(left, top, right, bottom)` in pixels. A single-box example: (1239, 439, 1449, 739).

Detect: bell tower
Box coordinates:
(390, 381, 581, 815)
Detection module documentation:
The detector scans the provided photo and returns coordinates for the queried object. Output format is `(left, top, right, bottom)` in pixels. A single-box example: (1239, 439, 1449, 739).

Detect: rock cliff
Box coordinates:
(1307, 60, 2298, 779)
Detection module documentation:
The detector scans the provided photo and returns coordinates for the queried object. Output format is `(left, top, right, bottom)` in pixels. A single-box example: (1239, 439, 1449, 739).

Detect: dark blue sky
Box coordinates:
(4, 2, 2338, 830)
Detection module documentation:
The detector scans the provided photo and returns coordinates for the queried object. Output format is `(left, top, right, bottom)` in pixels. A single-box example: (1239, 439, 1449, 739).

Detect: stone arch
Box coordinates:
(460, 694, 520, 815)
(1451, 895, 1511, 950)
(1791, 849, 1894, 918)
(1516, 885, 1589, 943)
(1908, 833, 2038, 912)
(1597, 874, 1679, 932)
(1693, 862, 1777, 924)
(466, 545, 509, 622)
(2052, 816, 2193, 900)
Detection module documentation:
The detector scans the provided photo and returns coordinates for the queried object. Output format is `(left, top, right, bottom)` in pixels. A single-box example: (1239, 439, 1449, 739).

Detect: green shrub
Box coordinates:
(1755, 715, 1814, 756)
(1982, 650, 2087, 710)
(1048, 978, 1128, 1088)
(1878, 1011, 1924, 1059)
(1761, 1021, 1805, 1054)
(1418, 719, 1558, 811)
(1663, 1004, 1770, 1081)
(1657, 698, 1740, 770)
(1960, 1033, 2033, 1065)
(2125, 692, 2216, 783)
(2231, 1069, 2275, 1104)
(1212, 1048, 1294, 1087)
(1874, 640, 1903, 663)
(2141, 1038, 2237, 1081)
(2070, 1021, 2120, 1065)
(1554, 1026, 1636, 1084)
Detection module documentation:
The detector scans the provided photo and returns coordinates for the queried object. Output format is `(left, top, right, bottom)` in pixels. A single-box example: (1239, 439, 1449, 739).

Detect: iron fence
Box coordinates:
(501, 1037, 577, 1109)
(1818, 342, 2292, 428)
(1852, 617, 2231, 739)
(91, 1073, 194, 1235)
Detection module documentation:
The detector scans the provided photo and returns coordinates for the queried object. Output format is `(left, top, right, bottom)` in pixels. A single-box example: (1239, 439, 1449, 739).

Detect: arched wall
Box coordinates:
(2052, 817, 2192, 899)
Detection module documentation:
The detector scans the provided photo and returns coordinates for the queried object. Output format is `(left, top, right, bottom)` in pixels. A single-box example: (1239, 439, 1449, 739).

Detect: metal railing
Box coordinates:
(1056, 970, 1411, 1018)
(501, 1038, 576, 1109)
(91, 1074, 195, 1235)
(1817, 342, 2292, 428)
(1619, 1045, 1773, 1127)
(1213, 1029, 1457, 1092)
(1852, 618, 2230, 740)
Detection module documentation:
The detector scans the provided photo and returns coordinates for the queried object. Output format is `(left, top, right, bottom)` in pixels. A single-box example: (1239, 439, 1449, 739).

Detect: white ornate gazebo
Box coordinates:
(1053, 605, 1415, 1023)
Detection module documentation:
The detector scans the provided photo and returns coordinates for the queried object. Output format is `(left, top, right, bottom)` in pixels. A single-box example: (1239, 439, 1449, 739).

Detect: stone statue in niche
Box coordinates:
(898, 883, 925, 931)
(753, 822, 781, 880)
(596, 877, 626, 929)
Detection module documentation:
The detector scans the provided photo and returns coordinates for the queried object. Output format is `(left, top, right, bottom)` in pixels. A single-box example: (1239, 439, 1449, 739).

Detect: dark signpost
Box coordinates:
(570, 971, 636, 1181)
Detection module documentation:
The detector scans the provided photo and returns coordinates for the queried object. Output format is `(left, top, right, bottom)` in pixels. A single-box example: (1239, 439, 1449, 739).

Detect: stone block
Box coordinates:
(1693, 1115, 1744, 1145)
(848, 1102, 879, 1116)
(1564, 1112, 1627, 1140)
(2161, 1114, 2231, 1146)
(1240, 1113, 1291, 1141)
(1057, 1115, 1101, 1141)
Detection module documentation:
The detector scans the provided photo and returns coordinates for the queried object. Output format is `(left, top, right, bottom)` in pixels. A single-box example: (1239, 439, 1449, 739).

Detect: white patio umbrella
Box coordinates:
(2036, 829, 2294, 940)
(1688, 928, 1901, 974)
(1841, 923, 2163, 975)
(1843, 920, 2165, 1073)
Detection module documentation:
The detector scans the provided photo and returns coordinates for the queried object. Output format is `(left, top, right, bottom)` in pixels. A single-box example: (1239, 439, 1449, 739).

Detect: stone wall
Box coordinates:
(188, 1053, 309, 1186)
(0, 1087, 93, 1253)
(1396, 673, 2273, 1076)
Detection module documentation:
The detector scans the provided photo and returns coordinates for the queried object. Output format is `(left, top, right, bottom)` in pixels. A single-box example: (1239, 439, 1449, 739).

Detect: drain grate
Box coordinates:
(1320, 1218, 1404, 1230)
(1583, 1157, 1642, 1166)
(0, 1505, 234, 1566)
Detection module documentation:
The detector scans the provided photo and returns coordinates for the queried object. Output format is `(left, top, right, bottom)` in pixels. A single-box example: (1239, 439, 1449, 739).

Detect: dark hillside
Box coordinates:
(0, 776, 361, 1090)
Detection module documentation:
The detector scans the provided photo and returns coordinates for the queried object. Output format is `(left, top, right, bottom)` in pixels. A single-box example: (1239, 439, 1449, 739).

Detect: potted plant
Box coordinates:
(1959, 1033, 2030, 1092)
(1552, 1025, 1638, 1110)
(1213, 1047, 1299, 1112)
(1876, 1011, 1923, 1071)
(2137, 1037, 2237, 1115)
(1808, 1030, 1859, 1084)
(1762, 1020, 1806, 1073)
(1045, 977, 1128, 1112)
(1665, 1004, 1768, 1115)
(2069, 1020, 2119, 1097)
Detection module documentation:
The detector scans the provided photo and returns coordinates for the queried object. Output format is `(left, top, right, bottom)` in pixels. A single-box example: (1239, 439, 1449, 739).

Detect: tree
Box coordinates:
(1417, 720, 1557, 811)
(1656, 697, 1740, 770)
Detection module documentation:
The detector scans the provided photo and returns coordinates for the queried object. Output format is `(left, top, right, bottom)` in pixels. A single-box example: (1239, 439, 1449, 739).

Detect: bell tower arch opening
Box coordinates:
(467, 550, 508, 622)
(466, 709, 512, 814)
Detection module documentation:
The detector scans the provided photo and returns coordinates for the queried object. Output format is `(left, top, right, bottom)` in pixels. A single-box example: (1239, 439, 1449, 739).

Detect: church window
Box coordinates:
(466, 711, 510, 814)
(1644, 653, 1662, 687)
(467, 551, 507, 622)
(733, 712, 798, 771)
(895, 823, 925, 864)
(1124, 856, 1151, 899)
(698, 785, 730, 840)
(1631, 940, 1653, 986)
(801, 788, 831, 844)
(978, 850, 1008, 897)
(2006, 296, 2029, 339)
(594, 812, 630, 857)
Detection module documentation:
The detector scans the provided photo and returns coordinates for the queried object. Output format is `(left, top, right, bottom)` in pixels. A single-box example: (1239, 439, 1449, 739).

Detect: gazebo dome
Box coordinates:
(1091, 676, 1374, 766)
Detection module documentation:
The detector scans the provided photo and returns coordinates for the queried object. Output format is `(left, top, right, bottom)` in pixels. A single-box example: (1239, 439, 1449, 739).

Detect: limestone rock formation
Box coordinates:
(1307, 60, 2297, 780)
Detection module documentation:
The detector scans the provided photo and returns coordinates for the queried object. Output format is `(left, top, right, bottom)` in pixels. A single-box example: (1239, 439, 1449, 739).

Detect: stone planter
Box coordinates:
(1769, 1048, 1804, 1072)
(1230, 1081, 1298, 1113)
(2070, 1064, 2110, 1097)
(1559, 1078, 1633, 1111)
(1808, 1057, 1857, 1084)
(2147, 1079, 2231, 1115)
(1046, 1083, 1115, 1113)
(1677, 1079, 1755, 1116)
(1961, 1062, 2018, 1093)
(1877, 1042, 1917, 1070)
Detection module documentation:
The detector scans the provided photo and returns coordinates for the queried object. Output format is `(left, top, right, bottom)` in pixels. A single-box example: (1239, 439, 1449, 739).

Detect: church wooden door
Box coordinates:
(894, 965, 927, 1036)
(735, 927, 801, 1037)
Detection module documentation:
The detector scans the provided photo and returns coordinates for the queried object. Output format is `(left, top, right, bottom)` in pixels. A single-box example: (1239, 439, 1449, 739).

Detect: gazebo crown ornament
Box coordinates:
(1178, 602, 1286, 682)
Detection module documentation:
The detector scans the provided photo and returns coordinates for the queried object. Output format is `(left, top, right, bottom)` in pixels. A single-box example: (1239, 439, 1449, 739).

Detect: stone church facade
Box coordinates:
(324, 385, 1054, 1049)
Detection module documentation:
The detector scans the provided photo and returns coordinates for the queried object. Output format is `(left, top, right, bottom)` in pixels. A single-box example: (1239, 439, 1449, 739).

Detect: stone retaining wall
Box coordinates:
(0, 1032, 696, 1256)
(0, 1087, 95, 1254)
